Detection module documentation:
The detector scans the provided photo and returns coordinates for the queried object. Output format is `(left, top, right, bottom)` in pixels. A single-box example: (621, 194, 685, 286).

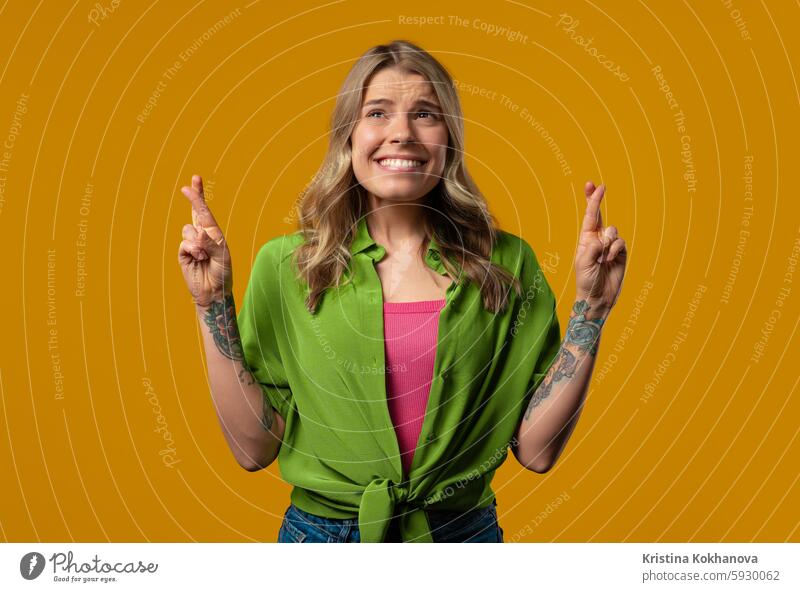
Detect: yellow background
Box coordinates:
(1, 0, 797, 542)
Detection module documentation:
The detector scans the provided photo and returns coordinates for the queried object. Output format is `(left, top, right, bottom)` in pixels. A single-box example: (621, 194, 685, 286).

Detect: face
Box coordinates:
(350, 67, 449, 203)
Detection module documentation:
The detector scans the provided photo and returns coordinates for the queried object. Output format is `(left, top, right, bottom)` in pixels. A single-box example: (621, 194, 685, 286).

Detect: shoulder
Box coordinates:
(493, 228, 557, 308)
(253, 231, 306, 266)
(491, 228, 542, 276)
(244, 232, 306, 295)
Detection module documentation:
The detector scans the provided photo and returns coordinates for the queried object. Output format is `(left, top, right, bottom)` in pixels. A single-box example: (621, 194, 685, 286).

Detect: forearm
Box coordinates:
(196, 293, 284, 471)
(513, 298, 608, 472)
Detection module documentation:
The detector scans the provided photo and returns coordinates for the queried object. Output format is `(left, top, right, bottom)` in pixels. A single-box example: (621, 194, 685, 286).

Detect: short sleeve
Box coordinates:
(517, 241, 562, 399)
(236, 241, 293, 420)
(527, 296, 561, 395)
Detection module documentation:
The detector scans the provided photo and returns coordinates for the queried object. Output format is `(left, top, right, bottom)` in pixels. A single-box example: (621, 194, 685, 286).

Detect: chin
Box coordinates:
(368, 176, 439, 199)
(367, 185, 430, 202)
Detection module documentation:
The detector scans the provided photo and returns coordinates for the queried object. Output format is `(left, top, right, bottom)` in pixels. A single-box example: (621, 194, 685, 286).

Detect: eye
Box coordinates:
(416, 111, 441, 120)
(366, 110, 384, 118)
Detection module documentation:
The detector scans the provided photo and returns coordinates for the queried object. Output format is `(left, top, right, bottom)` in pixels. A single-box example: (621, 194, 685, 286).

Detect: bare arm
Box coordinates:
(512, 298, 607, 473)
(514, 180, 628, 472)
(178, 174, 285, 472)
(196, 293, 286, 471)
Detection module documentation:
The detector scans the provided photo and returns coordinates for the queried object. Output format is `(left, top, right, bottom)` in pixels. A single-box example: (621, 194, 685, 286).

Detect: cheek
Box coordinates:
(423, 124, 448, 148)
(425, 127, 449, 171)
(351, 124, 383, 163)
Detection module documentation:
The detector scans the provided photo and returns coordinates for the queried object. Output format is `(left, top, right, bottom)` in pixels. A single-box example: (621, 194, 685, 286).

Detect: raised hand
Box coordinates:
(573, 181, 627, 314)
(177, 174, 232, 308)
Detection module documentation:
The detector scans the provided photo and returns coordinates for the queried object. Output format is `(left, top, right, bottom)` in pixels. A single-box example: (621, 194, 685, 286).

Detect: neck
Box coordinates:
(365, 193, 428, 250)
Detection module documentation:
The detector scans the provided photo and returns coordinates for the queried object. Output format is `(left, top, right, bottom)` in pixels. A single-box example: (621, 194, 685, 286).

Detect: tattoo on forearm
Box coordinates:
(523, 300, 604, 421)
(564, 300, 605, 356)
(238, 367, 255, 386)
(238, 361, 273, 431)
(524, 348, 577, 420)
(260, 392, 274, 431)
(201, 293, 245, 361)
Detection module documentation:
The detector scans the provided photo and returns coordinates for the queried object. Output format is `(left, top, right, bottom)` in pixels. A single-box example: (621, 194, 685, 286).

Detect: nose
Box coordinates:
(389, 109, 417, 144)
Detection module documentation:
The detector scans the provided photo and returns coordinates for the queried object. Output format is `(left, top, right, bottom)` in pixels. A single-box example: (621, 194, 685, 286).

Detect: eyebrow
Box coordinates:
(362, 97, 441, 110)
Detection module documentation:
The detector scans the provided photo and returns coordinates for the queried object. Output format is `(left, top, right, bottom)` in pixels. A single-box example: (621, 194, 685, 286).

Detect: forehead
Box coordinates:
(362, 67, 437, 102)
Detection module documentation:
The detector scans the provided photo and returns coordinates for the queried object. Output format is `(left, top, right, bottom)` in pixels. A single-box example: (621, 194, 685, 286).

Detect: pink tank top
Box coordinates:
(383, 298, 447, 478)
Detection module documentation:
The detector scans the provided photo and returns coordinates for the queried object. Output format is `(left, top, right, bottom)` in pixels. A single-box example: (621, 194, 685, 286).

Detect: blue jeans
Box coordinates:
(277, 499, 504, 543)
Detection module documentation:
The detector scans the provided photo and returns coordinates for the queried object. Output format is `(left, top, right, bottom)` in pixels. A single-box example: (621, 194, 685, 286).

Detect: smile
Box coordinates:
(375, 158, 426, 171)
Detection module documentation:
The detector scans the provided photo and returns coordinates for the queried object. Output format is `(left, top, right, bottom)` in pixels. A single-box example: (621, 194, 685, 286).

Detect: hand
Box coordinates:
(573, 181, 627, 313)
(177, 174, 232, 308)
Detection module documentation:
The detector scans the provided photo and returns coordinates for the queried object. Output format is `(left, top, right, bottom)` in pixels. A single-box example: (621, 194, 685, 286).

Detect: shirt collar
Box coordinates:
(350, 216, 448, 275)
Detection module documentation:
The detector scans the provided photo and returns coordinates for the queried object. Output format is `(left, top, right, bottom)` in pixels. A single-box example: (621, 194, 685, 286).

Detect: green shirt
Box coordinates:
(237, 216, 561, 542)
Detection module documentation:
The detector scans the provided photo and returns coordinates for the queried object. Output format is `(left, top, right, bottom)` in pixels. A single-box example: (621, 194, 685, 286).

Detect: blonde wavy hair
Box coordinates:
(293, 39, 522, 314)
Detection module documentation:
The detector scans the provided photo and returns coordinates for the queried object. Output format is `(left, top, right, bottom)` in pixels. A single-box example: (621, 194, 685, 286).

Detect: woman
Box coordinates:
(177, 40, 627, 543)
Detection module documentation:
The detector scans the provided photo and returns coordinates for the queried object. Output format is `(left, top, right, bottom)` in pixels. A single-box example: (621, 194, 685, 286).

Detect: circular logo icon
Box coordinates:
(20, 552, 46, 580)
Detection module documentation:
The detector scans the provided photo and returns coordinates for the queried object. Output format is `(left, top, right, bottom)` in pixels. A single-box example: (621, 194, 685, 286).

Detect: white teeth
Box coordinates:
(377, 158, 424, 168)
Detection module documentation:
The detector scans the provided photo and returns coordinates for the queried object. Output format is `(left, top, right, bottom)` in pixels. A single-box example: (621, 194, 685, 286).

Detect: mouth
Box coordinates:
(374, 157, 428, 172)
